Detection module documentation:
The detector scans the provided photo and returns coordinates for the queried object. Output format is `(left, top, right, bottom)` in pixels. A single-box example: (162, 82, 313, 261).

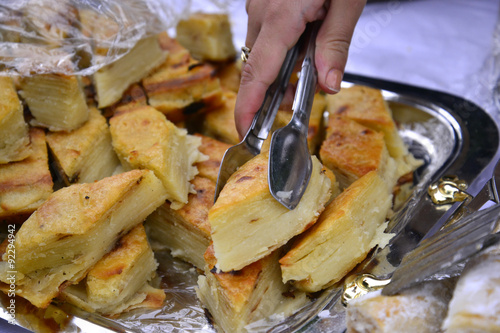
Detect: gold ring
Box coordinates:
(241, 46, 251, 62)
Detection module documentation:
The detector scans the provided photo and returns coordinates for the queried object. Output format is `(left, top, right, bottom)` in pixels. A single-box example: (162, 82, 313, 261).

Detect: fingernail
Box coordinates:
(325, 69, 342, 93)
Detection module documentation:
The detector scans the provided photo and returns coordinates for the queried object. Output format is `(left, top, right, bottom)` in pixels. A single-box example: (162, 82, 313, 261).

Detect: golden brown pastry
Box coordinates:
(46, 107, 120, 184)
(202, 90, 240, 144)
(19, 74, 89, 131)
(280, 171, 394, 292)
(146, 176, 214, 269)
(0, 169, 168, 308)
(93, 34, 167, 108)
(197, 245, 308, 333)
(326, 85, 422, 178)
(60, 224, 165, 316)
(0, 128, 53, 222)
(0, 76, 31, 164)
(109, 105, 207, 209)
(142, 34, 224, 123)
(176, 12, 236, 62)
(320, 115, 397, 191)
(209, 152, 334, 272)
(194, 133, 232, 184)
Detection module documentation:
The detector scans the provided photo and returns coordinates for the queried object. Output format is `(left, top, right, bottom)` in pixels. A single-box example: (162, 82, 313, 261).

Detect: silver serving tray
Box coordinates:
(2, 74, 499, 333)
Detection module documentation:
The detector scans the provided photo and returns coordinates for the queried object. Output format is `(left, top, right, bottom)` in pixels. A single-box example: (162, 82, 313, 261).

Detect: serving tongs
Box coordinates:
(215, 23, 320, 209)
(343, 158, 500, 303)
(381, 158, 500, 295)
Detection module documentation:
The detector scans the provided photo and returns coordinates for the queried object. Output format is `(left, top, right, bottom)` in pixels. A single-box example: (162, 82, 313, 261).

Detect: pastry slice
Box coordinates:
(142, 34, 224, 123)
(197, 245, 309, 333)
(19, 74, 89, 131)
(442, 246, 500, 332)
(176, 12, 236, 62)
(0, 128, 53, 222)
(215, 60, 241, 92)
(201, 90, 240, 145)
(280, 171, 394, 292)
(46, 107, 120, 184)
(209, 152, 334, 272)
(326, 85, 421, 178)
(60, 224, 165, 317)
(193, 134, 232, 183)
(0, 76, 31, 164)
(319, 115, 397, 191)
(0, 169, 168, 308)
(93, 34, 167, 108)
(110, 106, 207, 208)
(346, 279, 454, 333)
(103, 83, 148, 117)
(146, 176, 214, 269)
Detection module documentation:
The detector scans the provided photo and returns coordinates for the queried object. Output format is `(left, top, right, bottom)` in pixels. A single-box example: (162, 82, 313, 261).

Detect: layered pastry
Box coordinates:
(0, 169, 168, 308)
(201, 90, 240, 144)
(60, 224, 165, 317)
(46, 107, 120, 184)
(0, 128, 53, 222)
(176, 12, 236, 62)
(442, 246, 500, 332)
(209, 152, 334, 272)
(319, 115, 397, 191)
(0, 76, 31, 164)
(215, 60, 241, 93)
(103, 83, 148, 117)
(142, 34, 224, 123)
(346, 280, 454, 333)
(19, 74, 89, 131)
(194, 134, 232, 183)
(109, 106, 207, 209)
(93, 34, 167, 108)
(197, 245, 308, 333)
(146, 176, 214, 269)
(326, 84, 421, 179)
(280, 171, 394, 292)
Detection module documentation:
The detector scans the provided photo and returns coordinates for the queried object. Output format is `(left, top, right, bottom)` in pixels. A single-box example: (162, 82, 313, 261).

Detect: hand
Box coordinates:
(234, 0, 366, 138)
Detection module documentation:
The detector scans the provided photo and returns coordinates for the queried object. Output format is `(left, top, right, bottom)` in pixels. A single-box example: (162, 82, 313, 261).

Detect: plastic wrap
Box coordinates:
(0, 0, 192, 76)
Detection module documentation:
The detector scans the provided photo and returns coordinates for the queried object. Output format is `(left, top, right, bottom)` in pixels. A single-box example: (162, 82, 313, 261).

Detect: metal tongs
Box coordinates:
(381, 158, 500, 295)
(214, 22, 320, 209)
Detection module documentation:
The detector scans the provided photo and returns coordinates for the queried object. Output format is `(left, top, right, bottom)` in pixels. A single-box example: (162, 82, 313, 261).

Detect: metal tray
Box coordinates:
(2, 74, 499, 333)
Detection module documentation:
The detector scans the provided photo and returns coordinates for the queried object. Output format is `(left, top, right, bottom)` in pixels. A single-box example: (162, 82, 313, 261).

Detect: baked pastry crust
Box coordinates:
(280, 171, 393, 292)
(326, 85, 422, 178)
(60, 224, 165, 316)
(142, 34, 224, 123)
(194, 133, 232, 184)
(110, 105, 207, 208)
(0, 127, 53, 222)
(176, 12, 236, 62)
(197, 245, 308, 333)
(319, 115, 397, 190)
(93, 34, 167, 108)
(146, 176, 214, 269)
(202, 90, 240, 145)
(46, 107, 120, 184)
(20, 74, 89, 131)
(0, 76, 31, 164)
(0, 169, 168, 308)
(209, 152, 334, 272)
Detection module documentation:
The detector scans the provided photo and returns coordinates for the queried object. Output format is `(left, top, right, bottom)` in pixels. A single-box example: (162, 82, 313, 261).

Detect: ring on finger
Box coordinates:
(241, 46, 251, 62)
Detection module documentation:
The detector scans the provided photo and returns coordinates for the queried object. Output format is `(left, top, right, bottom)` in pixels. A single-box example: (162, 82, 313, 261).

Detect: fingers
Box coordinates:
(315, 0, 366, 94)
(235, 0, 327, 138)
